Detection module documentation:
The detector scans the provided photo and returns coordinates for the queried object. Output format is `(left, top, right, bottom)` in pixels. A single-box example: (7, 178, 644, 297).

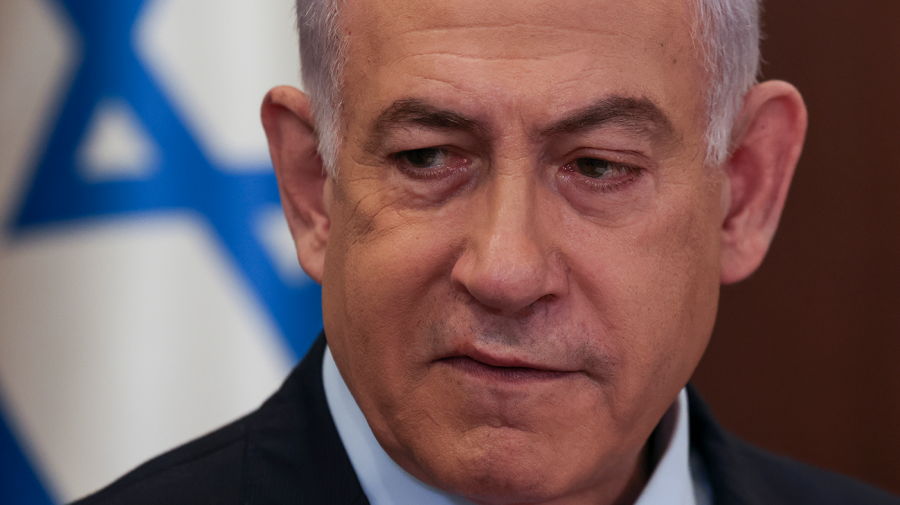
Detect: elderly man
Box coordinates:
(74, 0, 898, 504)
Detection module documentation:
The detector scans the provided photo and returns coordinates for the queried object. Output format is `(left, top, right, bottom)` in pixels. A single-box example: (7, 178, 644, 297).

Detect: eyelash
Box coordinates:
(393, 148, 468, 180)
(560, 159, 643, 193)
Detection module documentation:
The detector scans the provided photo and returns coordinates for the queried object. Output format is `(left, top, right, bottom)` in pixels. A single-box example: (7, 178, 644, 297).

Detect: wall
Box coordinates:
(693, 0, 900, 494)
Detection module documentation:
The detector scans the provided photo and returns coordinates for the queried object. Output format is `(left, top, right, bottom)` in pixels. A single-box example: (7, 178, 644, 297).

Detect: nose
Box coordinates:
(450, 172, 567, 315)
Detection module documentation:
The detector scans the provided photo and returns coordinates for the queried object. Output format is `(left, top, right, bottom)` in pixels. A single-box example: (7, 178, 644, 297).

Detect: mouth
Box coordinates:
(438, 352, 572, 382)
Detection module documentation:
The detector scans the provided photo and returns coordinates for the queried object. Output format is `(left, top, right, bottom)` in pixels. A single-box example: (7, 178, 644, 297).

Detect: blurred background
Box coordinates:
(0, 0, 898, 503)
(692, 0, 900, 496)
(0, 0, 317, 502)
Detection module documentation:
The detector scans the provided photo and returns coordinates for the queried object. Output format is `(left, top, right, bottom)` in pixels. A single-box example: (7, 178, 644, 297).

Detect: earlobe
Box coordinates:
(261, 86, 330, 283)
(720, 80, 808, 284)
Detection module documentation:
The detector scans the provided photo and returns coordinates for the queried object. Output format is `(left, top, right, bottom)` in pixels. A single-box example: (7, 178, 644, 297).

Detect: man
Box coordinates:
(73, 0, 899, 504)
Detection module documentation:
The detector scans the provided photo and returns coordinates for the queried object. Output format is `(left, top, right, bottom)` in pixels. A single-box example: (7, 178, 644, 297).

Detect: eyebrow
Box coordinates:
(365, 95, 675, 153)
(366, 98, 489, 153)
(537, 96, 675, 141)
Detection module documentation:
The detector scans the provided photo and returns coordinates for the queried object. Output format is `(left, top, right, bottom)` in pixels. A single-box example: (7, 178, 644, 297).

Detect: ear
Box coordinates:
(261, 85, 331, 283)
(720, 80, 808, 284)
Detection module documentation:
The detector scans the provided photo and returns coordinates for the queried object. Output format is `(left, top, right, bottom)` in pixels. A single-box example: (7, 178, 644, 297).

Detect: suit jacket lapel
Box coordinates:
(688, 385, 789, 505)
(241, 334, 370, 505)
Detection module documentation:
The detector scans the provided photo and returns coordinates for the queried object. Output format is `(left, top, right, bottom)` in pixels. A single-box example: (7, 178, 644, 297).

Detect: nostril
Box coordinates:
(528, 294, 555, 310)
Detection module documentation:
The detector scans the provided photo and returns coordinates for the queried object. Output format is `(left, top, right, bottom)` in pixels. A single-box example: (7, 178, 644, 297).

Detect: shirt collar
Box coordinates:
(323, 345, 699, 505)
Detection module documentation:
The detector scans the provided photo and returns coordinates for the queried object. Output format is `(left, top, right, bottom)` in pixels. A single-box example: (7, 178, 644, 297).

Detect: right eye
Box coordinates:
(393, 147, 474, 182)
(397, 148, 448, 170)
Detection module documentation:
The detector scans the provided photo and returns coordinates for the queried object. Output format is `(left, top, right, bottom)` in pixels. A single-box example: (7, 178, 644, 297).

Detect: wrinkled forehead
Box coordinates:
(339, 0, 706, 138)
(344, 0, 696, 57)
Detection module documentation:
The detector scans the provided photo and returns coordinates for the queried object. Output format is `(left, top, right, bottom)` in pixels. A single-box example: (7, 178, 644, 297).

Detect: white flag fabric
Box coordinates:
(0, 0, 321, 502)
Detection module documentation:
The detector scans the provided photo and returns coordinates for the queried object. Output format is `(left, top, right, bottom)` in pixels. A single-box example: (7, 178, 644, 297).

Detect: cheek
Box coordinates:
(564, 183, 722, 399)
(321, 181, 467, 394)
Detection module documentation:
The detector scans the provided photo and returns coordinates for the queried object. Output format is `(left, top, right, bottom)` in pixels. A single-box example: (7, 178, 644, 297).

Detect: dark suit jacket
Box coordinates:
(73, 335, 900, 505)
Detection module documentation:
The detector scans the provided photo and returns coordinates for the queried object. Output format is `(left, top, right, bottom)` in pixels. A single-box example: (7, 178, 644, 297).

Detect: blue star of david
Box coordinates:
(9, 0, 321, 359)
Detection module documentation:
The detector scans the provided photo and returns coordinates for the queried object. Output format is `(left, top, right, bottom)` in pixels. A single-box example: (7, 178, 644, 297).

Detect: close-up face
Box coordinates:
(320, 0, 726, 502)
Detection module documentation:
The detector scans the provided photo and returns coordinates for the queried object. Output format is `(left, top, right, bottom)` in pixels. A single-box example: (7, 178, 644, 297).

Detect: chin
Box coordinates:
(416, 427, 593, 505)
(442, 466, 560, 505)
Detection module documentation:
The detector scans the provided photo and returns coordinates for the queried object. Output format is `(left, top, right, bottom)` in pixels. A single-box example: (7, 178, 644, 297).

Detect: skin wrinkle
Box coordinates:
(332, 181, 408, 247)
(391, 72, 608, 127)
(378, 52, 656, 82)
(388, 52, 556, 66)
(399, 22, 608, 35)
(346, 196, 406, 243)
(386, 9, 674, 45)
(356, 43, 702, 115)
(366, 14, 687, 70)
(408, 74, 477, 95)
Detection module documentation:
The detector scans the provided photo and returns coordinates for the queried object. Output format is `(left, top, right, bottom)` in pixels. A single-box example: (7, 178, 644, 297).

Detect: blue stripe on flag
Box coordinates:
(10, 0, 323, 361)
(0, 403, 56, 505)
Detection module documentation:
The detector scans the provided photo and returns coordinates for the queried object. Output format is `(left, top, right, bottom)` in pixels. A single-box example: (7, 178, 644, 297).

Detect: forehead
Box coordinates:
(340, 0, 705, 138)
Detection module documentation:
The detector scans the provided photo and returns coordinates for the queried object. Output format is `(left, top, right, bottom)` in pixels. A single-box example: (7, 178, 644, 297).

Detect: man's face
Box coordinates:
(322, 0, 724, 502)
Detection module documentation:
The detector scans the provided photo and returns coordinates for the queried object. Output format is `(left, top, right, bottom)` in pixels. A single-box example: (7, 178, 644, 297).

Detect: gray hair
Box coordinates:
(692, 0, 762, 165)
(295, 0, 761, 175)
(296, 0, 344, 174)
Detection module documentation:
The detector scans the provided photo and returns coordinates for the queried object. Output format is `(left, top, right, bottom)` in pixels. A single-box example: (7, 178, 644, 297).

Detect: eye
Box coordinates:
(571, 157, 626, 179)
(560, 156, 642, 193)
(394, 147, 471, 181)
(398, 148, 446, 169)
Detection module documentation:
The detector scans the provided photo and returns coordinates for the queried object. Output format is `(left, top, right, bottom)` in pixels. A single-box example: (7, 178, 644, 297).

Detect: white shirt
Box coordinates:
(323, 346, 711, 505)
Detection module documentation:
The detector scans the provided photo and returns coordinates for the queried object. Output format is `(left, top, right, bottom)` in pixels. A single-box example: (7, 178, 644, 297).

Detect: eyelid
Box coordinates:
(393, 147, 472, 180)
(377, 127, 485, 157)
(560, 144, 651, 164)
(560, 157, 643, 193)
(544, 128, 656, 164)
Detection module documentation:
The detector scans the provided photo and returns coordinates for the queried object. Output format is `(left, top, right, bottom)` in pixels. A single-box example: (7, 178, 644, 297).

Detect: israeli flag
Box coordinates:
(0, 0, 320, 502)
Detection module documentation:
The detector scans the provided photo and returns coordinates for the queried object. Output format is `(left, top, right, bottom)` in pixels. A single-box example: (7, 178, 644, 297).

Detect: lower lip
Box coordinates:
(439, 356, 571, 382)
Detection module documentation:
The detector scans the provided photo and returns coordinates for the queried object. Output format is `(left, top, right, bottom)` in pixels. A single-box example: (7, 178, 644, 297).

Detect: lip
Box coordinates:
(437, 348, 574, 382)
(440, 357, 571, 382)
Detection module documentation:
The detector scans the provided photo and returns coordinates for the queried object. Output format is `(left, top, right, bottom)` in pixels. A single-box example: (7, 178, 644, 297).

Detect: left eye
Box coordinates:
(570, 157, 627, 179)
